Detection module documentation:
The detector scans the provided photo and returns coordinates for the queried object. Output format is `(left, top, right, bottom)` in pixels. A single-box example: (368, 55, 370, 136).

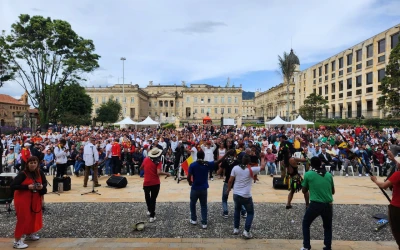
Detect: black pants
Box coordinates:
(0, 155, 2, 174)
(389, 204, 400, 249)
(56, 163, 67, 178)
(21, 161, 27, 171)
(143, 184, 160, 218)
(112, 156, 120, 174)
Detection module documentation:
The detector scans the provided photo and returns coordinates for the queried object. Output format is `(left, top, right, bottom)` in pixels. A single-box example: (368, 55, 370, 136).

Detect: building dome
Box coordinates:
(288, 49, 300, 65)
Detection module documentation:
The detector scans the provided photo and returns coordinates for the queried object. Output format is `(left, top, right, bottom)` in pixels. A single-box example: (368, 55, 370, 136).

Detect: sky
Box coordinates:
(1, 0, 400, 99)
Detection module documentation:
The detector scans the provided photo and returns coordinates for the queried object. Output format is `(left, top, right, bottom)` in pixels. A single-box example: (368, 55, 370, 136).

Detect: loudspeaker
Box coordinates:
(106, 176, 128, 188)
(273, 177, 287, 190)
(53, 176, 71, 192)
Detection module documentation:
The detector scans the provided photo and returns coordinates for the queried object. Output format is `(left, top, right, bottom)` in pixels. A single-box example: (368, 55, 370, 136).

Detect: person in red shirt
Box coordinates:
(111, 140, 121, 175)
(21, 143, 31, 171)
(140, 147, 170, 223)
(370, 151, 400, 248)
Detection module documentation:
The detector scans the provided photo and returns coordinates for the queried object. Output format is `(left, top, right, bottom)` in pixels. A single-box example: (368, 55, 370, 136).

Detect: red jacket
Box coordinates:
(111, 142, 121, 157)
(21, 147, 31, 162)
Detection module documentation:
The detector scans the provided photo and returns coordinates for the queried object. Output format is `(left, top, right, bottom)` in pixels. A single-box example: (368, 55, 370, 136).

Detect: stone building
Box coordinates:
(0, 92, 35, 127)
(85, 81, 243, 124)
(242, 99, 255, 119)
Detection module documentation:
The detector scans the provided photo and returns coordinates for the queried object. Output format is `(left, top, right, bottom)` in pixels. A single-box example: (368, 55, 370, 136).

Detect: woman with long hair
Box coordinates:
(11, 156, 47, 249)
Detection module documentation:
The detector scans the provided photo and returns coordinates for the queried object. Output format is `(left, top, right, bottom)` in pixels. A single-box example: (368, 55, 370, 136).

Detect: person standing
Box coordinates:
(301, 157, 335, 250)
(370, 151, 400, 249)
(54, 139, 69, 177)
(201, 141, 216, 181)
(226, 154, 266, 239)
(83, 138, 100, 188)
(0, 137, 3, 173)
(21, 142, 31, 171)
(140, 147, 170, 223)
(111, 139, 121, 175)
(105, 140, 113, 176)
(11, 156, 47, 249)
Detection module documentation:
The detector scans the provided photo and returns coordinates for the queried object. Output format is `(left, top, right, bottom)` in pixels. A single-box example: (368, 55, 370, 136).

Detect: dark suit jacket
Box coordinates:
(319, 152, 333, 165)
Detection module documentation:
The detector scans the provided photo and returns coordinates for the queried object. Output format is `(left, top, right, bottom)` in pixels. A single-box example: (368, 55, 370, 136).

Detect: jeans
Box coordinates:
(74, 161, 84, 173)
(143, 184, 160, 218)
(190, 189, 208, 225)
(267, 162, 276, 174)
(222, 183, 246, 216)
(302, 201, 333, 250)
(358, 160, 371, 174)
(105, 158, 112, 175)
(233, 194, 255, 232)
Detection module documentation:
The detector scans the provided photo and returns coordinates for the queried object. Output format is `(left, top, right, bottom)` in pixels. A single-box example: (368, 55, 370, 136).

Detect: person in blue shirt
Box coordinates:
(355, 144, 371, 177)
(42, 149, 55, 174)
(187, 150, 231, 229)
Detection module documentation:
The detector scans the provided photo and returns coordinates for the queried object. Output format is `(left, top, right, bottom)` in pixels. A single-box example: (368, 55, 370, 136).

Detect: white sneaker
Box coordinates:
(233, 228, 239, 235)
(127, 173, 130, 176)
(242, 230, 252, 239)
(146, 211, 150, 216)
(241, 213, 247, 218)
(190, 219, 197, 225)
(25, 234, 40, 241)
(149, 217, 156, 223)
(359, 174, 362, 177)
(345, 174, 349, 177)
(13, 240, 28, 249)
(365, 174, 369, 177)
(211, 178, 214, 181)
(202, 224, 207, 229)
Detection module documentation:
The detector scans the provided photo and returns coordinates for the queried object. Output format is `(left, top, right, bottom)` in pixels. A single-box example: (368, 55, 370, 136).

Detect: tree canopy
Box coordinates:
(298, 93, 329, 122)
(278, 50, 298, 120)
(95, 97, 122, 125)
(377, 37, 400, 117)
(0, 14, 100, 125)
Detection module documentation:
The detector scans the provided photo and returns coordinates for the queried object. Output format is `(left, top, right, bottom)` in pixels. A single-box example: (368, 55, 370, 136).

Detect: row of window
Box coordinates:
(94, 96, 135, 104)
(186, 96, 239, 104)
(8, 106, 26, 110)
(313, 33, 398, 78)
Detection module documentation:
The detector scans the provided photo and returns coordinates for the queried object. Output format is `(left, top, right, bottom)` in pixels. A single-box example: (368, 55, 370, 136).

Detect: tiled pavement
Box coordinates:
(0, 238, 397, 249)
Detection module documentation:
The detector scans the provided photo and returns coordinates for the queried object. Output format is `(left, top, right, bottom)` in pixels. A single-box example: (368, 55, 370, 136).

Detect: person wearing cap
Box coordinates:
(301, 157, 334, 250)
(140, 147, 171, 223)
(21, 142, 31, 171)
(370, 151, 400, 249)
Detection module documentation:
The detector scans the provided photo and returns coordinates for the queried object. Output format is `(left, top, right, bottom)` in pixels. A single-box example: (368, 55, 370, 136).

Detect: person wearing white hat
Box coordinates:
(140, 147, 170, 223)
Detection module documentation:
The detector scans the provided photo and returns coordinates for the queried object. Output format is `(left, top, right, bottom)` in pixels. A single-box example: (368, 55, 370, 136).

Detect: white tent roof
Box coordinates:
(114, 117, 138, 125)
(265, 116, 289, 124)
(290, 115, 314, 125)
(138, 116, 159, 125)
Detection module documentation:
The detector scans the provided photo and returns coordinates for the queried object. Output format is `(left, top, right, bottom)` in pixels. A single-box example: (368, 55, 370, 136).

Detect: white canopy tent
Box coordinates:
(137, 116, 160, 126)
(114, 117, 138, 125)
(290, 115, 314, 125)
(265, 116, 289, 125)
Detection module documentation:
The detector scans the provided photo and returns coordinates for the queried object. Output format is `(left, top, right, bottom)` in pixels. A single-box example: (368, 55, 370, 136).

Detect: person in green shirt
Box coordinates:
(300, 157, 335, 250)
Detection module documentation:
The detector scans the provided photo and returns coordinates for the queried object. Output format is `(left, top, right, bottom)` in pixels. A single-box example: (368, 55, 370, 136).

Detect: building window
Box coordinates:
(115, 97, 119, 103)
(201, 98, 204, 103)
(339, 70, 343, 76)
(208, 98, 211, 103)
(228, 108, 231, 113)
(155, 112, 157, 115)
(95, 97, 98, 103)
(214, 97, 218, 103)
(331, 83, 335, 93)
(366, 87, 373, 93)
(186, 97, 190, 103)
(325, 75, 328, 81)
(228, 97, 232, 103)
(339, 93, 343, 98)
(356, 89, 362, 95)
(318, 87, 322, 95)
(347, 53, 353, 66)
(201, 108, 204, 114)
(313, 69, 316, 78)
(313, 89, 316, 94)
(356, 63, 362, 70)
(339, 57, 343, 69)
(331, 94, 335, 100)
(159, 101, 163, 107)
(378, 69, 385, 82)
(319, 78, 322, 83)
(378, 39, 386, 54)
(347, 67, 352, 73)
(347, 91, 352, 97)
(235, 108, 238, 114)
(194, 97, 197, 103)
(130, 97, 134, 103)
(324, 64, 328, 74)
(391, 33, 399, 49)
(331, 61, 336, 71)
(356, 75, 362, 87)
(221, 97, 225, 103)
(214, 108, 218, 114)
(378, 55, 385, 63)
(318, 66, 322, 76)
(366, 72, 373, 85)
(149, 102, 151, 107)
(154, 101, 157, 107)
(102, 97, 106, 103)
(313, 79, 316, 84)
(366, 44, 373, 58)
(356, 49, 362, 62)
(347, 78, 352, 89)
(149, 111, 151, 115)
(234, 97, 238, 103)
(366, 59, 373, 67)
(194, 108, 197, 114)
(339, 81, 343, 91)
(331, 73, 335, 79)
(367, 100, 373, 111)
(123, 97, 126, 103)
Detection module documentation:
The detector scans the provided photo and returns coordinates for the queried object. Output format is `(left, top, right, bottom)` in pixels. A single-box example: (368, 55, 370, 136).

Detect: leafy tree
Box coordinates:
(0, 14, 100, 125)
(57, 83, 93, 125)
(278, 49, 298, 120)
(0, 31, 15, 87)
(95, 97, 122, 125)
(377, 37, 400, 117)
(298, 93, 329, 122)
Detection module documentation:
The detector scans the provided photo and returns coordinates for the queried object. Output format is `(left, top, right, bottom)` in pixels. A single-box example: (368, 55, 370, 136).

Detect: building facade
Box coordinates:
(242, 99, 255, 119)
(0, 92, 38, 128)
(85, 81, 243, 124)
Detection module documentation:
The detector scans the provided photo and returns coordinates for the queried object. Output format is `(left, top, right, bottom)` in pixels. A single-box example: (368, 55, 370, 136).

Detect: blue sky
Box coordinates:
(1, 0, 400, 97)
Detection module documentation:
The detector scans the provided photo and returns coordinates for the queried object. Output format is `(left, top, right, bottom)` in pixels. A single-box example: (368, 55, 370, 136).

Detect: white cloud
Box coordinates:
(0, 0, 399, 95)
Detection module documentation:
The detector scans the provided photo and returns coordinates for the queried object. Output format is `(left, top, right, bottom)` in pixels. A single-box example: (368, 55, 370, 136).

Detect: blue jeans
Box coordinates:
(190, 189, 208, 225)
(233, 194, 254, 232)
(74, 161, 84, 173)
(105, 158, 112, 175)
(302, 202, 333, 250)
(267, 162, 276, 174)
(358, 160, 371, 174)
(222, 183, 246, 216)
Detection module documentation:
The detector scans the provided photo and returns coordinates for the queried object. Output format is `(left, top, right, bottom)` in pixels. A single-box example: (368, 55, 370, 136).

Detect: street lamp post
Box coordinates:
(120, 57, 126, 117)
(29, 112, 34, 133)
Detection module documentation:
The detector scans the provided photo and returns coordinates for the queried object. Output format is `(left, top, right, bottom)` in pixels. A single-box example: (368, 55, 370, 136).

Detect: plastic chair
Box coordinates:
(340, 164, 354, 176)
(373, 165, 380, 177)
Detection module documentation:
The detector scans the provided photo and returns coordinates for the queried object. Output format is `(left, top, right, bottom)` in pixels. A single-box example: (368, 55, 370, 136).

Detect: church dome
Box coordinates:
(288, 49, 300, 65)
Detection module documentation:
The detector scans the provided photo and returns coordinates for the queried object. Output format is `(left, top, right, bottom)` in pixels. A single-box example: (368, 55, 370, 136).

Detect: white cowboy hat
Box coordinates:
(148, 147, 162, 158)
(24, 142, 31, 147)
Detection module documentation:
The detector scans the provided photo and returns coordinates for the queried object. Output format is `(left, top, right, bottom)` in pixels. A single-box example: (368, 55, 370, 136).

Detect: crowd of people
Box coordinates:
(0, 123, 400, 249)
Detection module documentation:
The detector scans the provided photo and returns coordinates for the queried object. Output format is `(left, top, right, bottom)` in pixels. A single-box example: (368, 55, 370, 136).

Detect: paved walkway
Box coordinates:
(0, 238, 397, 249)
(45, 174, 391, 204)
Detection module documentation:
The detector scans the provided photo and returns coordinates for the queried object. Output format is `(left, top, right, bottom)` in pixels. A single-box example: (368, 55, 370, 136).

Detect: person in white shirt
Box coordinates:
(190, 142, 198, 161)
(105, 140, 113, 175)
(83, 137, 100, 187)
(53, 139, 69, 178)
(227, 154, 266, 239)
(201, 141, 216, 180)
(158, 138, 167, 150)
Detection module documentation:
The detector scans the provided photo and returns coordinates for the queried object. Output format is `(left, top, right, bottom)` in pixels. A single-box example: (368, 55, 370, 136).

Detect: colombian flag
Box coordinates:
(181, 156, 194, 175)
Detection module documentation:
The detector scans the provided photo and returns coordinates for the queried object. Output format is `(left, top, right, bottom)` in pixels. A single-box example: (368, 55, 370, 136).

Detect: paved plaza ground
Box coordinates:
(0, 174, 398, 249)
